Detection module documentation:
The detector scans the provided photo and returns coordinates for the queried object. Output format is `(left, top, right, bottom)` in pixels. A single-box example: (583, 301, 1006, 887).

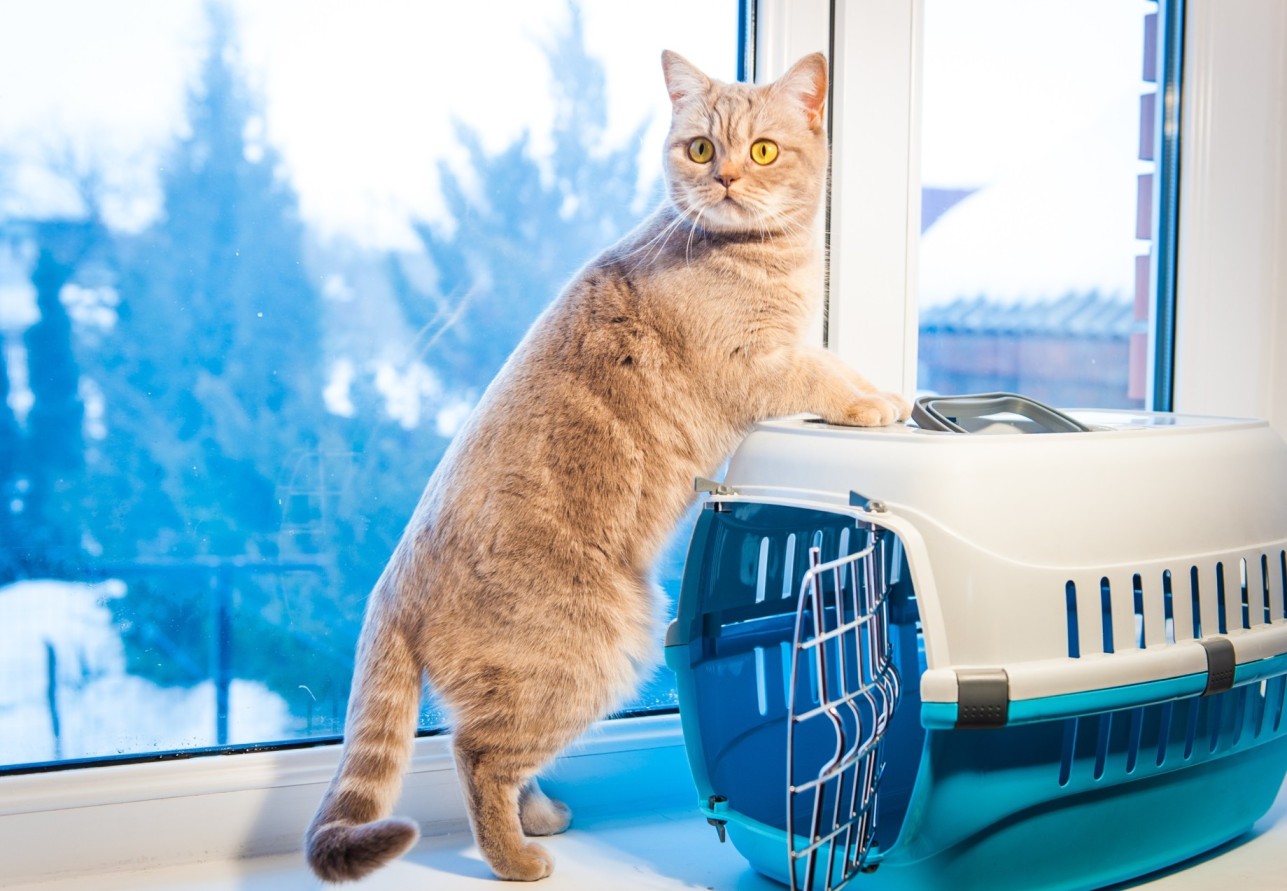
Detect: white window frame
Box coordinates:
(818, 0, 1287, 436)
(1170, 0, 1287, 434)
(2, 0, 1284, 883)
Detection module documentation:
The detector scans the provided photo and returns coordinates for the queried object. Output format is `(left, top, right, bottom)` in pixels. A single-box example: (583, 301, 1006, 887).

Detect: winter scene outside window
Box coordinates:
(2, 0, 1175, 772)
(0, 0, 739, 770)
(918, 0, 1170, 409)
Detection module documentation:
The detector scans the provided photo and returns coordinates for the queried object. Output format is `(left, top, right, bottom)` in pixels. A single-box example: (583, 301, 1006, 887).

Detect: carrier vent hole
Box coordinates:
(781, 535, 796, 599)
(838, 527, 852, 590)
(1182, 698, 1200, 760)
(1058, 718, 1077, 786)
(1125, 707, 1144, 774)
(1271, 675, 1287, 734)
(1162, 569, 1176, 644)
(755, 537, 770, 604)
(1281, 550, 1287, 620)
(1208, 696, 1225, 754)
(1240, 557, 1251, 630)
(1100, 577, 1115, 654)
(1228, 686, 1248, 748)
(1093, 712, 1112, 779)
(1215, 562, 1229, 634)
(1189, 566, 1203, 639)
(1156, 700, 1174, 767)
(1251, 680, 1269, 740)
(1132, 574, 1146, 649)
(754, 646, 768, 716)
(1260, 553, 1272, 625)
(1064, 581, 1080, 658)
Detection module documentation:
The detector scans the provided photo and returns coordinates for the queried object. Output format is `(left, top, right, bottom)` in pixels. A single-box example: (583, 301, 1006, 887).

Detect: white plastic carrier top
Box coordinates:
(717, 408, 1287, 717)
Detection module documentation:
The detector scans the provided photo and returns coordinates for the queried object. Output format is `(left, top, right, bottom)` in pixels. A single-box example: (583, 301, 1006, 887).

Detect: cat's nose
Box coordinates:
(716, 172, 739, 189)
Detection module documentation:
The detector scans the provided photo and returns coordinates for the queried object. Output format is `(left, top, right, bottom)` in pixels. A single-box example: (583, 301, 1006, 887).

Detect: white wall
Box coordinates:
(1169, 0, 1287, 434)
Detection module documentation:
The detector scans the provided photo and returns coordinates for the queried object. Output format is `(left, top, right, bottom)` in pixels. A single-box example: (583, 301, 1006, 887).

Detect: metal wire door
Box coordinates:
(786, 527, 901, 891)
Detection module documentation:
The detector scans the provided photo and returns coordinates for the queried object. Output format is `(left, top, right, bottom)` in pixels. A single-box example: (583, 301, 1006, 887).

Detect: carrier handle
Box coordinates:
(911, 392, 1091, 434)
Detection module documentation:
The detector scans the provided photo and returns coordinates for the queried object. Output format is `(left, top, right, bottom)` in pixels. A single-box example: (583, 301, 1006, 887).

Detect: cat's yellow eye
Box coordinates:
(750, 139, 779, 166)
(687, 137, 714, 164)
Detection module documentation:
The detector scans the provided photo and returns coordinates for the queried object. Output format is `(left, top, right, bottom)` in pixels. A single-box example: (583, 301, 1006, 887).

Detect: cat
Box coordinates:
(304, 49, 909, 884)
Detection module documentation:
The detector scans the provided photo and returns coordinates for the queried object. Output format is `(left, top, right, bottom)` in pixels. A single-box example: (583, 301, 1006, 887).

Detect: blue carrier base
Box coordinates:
(675, 684, 1287, 891)
(666, 501, 1287, 891)
(691, 723, 1285, 891)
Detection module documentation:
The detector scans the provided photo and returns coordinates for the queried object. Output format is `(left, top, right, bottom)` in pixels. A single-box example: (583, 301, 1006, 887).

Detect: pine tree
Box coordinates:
(0, 331, 21, 580)
(401, 5, 653, 397)
(99, 3, 329, 562)
(9, 220, 101, 576)
(87, 3, 343, 704)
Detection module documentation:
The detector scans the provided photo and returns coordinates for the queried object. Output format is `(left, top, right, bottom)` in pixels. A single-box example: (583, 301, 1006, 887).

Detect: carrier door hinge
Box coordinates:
(695, 477, 735, 510)
(849, 490, 888, 514)
(1200, 638, 1236, 695)
(705, 795, 729, 843)
(955, 668, 1010, 729)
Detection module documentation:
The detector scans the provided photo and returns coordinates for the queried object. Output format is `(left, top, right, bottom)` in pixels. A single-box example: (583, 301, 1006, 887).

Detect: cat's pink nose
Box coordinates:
(717, 172, 738, 188)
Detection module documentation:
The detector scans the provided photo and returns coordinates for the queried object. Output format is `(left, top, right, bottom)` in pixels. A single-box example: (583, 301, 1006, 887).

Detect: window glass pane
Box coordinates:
(917, 0, 1167, 409)
(0, 0, 739, 770)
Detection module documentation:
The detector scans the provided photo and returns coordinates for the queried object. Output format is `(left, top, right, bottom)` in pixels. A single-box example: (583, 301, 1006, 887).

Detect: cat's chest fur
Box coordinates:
(415, 211, 820, 579)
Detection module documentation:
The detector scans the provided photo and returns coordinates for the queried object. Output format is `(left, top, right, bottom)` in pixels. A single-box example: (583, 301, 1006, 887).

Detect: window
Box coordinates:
(916, 0, 1177, 410)
(0, 0, 741, 771)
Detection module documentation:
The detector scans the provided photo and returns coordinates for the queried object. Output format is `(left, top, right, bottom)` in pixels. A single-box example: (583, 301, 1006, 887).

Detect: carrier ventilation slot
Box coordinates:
(1064, 550, 1287, 657)
(787, 535, 900, 891)
(1056, 679, 1287, 788)
(751, 530, 860, 606)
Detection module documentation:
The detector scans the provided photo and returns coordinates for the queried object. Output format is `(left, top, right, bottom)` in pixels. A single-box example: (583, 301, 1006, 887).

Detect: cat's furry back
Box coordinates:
(305, 50, 907, 884)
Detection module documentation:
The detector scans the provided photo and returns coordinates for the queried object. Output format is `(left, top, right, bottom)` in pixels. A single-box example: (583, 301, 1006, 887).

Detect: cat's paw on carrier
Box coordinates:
(832, 392, 906, 427)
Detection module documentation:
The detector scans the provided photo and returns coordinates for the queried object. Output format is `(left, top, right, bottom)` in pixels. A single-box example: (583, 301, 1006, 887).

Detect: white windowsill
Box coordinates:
(0, 713, 694, 886)
(4, 711, 1287, 890)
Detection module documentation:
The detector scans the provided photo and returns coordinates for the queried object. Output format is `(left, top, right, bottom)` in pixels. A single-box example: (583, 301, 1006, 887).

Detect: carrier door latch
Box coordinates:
(1200, 638, 1236, 695)
(955, 668, 1010, 729)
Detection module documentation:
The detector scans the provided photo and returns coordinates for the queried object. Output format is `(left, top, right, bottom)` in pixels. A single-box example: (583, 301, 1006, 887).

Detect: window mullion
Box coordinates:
(825, 0, 924, 399)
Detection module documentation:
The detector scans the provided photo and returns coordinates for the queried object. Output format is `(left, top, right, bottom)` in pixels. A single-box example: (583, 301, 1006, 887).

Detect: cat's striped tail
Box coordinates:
(304, 615, 423, 882)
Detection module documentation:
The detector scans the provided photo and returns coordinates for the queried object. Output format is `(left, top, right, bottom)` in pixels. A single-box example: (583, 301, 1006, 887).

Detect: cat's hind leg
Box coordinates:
(519, 778, 572, 837)
(453, 729, 559, 881)
(449, 655, 632, 880)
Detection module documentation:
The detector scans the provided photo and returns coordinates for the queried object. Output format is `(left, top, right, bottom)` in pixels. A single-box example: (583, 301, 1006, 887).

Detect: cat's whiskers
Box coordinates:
(621, 205, 693, 273)
(684, 205, 712, 264)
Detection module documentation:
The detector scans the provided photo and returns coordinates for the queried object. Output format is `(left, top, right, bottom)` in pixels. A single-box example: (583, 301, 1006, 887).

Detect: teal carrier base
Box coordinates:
(665, 401, 1287, 891)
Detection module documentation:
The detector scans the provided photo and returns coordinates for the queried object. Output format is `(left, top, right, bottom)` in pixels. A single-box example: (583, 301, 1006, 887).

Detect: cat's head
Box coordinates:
(661, 51, 828, 236)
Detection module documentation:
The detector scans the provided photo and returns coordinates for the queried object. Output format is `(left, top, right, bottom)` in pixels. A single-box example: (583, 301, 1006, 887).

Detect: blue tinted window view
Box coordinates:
(0, 0, 738, 769)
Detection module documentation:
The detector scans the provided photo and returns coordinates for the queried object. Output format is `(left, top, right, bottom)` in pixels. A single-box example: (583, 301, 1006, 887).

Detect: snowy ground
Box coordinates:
(0, 579, 292, 767)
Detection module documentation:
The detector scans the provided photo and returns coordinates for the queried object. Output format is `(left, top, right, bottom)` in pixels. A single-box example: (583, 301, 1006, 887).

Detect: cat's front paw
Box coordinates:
(882, 391, 912, 422)
(830, 393, 900, 427)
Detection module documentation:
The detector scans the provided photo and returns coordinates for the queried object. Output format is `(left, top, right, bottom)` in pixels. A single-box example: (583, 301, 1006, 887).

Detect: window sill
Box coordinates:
(3, 713, 1286, 889)
(0, 713, 693, 886)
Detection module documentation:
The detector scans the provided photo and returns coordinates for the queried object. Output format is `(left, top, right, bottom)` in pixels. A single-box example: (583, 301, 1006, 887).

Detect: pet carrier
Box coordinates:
(665, 395, 1287, 891)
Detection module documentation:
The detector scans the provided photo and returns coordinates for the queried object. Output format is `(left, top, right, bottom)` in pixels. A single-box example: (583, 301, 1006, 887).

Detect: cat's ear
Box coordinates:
(661, 50, 712, 109)
(773, 52, 828, 130)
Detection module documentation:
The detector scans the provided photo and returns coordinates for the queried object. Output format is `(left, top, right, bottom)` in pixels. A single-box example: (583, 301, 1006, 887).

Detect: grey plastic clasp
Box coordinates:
(1200, 638, 1236, 695)
(955, 668, 1010, 729)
